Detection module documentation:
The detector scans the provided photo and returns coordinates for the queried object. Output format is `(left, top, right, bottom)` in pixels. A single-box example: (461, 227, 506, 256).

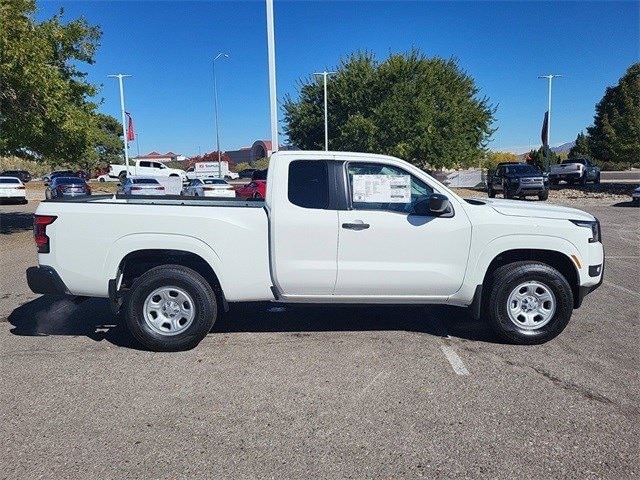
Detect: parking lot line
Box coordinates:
(440, 345, 470, 376)
(603, 280, 640, 297)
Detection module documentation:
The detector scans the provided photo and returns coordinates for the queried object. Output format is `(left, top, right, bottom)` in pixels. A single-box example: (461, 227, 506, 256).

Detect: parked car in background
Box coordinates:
(548, 158, 601, 185)
(235, 179, 266, 199)
(43, 170, 75, 182)
(0, 176, 27, 204)
(118, 177, 166, 196)
(97, 174, 118, 182)
(109, 160, 186, 182)
(238, 168, 257, 179)
(45, 177, 91, 199)
(632, 186, 640, 206)
(251, 169, 268, 181)
(182, 178, 236, 197)
(488, 163, 549, 200)
(0, 170, 31, 183)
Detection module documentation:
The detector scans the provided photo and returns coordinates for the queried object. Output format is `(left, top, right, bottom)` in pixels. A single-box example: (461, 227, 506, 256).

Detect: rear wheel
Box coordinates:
(118, 171, 127, 182)
(253, 192, 262, 199)
(594, 173, 601, 184)
(124, 265, 217, 351)
(485, 261, 573, 344)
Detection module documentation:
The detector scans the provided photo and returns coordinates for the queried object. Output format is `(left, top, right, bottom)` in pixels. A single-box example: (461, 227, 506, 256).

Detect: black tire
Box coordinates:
(504, 188, 513, 199)
(594, 173, 601, 184)
(538, 190, 549, 201)
(124, 265, 217, 351)
(485, 261, 574, 344)
(99, 177, 105, 182)
(567, 179, 575, 186)
(632, 198, 639, 207)
(580, 174, 587, 186)
(253, 192, 262, 199)
(118, 171, 127, 182)
(550, 179, 559, 186)
(487, 186, 496, 198)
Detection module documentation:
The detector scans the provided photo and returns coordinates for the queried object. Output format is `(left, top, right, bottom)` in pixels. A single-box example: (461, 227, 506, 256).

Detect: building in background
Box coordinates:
(225, 140, 296, 165)
(133, 151, 187, 164)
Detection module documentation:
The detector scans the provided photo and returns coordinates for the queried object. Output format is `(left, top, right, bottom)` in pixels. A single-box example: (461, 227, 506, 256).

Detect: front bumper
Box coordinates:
(26, 266, 69, 295)
(575, 258, 604, 308)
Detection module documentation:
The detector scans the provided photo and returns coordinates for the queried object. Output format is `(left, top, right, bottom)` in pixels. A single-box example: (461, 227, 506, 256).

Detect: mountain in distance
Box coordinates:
(550, 141, 575, 153)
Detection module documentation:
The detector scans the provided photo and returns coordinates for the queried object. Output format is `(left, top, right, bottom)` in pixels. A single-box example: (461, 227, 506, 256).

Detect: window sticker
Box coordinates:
(352, 174, 411, 203)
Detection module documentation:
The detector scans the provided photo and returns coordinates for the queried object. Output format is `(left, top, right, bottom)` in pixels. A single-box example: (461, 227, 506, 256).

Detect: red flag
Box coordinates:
(125, 111, 135, 142)
(541, 111, 549, 148)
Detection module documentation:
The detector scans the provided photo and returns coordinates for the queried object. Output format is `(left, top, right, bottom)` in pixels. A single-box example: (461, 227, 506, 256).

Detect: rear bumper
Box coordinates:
(549, 172, 581, 180)
(26, 266, 69, 295)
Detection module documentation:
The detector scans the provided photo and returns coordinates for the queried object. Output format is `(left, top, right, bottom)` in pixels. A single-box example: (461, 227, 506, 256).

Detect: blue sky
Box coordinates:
(37, 1, 639, 157)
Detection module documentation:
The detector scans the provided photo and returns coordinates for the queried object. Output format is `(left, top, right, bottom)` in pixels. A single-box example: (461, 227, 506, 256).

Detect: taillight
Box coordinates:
(34, 215, 57, 253)
(131, 186, 142, 191)
(16, 185, 25, 190)
(156, 186, 165, 190)
(56, 185, 65, 191)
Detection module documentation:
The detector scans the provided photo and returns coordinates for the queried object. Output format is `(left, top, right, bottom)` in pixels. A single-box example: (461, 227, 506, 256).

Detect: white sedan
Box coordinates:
(182, 178, 236, 198)
(0, 176, 27, 204)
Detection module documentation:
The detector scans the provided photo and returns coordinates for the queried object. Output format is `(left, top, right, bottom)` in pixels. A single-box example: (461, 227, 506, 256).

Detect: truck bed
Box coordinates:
(35, 195, 273, 301)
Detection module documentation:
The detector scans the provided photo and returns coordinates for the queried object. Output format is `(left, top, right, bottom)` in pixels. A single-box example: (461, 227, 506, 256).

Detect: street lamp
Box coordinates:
(213, 53, 229, 178)
(313, 71, 336, 151)
(538, 74, 562, 168)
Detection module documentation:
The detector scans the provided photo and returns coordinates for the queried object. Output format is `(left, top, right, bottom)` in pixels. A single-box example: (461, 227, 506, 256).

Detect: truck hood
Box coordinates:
(478, 198, 594, 221)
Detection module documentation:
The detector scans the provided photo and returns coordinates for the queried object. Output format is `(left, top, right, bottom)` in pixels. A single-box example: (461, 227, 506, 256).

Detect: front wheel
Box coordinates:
(124, 265, 217, 351)
(487, 186, 496, 198)
(485, 261, 574, 344)
(580, 174, 587, 186)
(538, 190, 549, 201)
(594, 173, 601, 184)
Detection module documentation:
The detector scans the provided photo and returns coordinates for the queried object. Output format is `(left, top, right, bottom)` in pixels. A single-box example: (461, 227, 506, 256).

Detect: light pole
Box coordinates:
(213, 53, 229, 178)
(136, 133, 140, 157)
(538, 74, 562, 168)
(266, 0, 278, 154)
(108, 74, 132, 177)
(313, 71, 336, 151)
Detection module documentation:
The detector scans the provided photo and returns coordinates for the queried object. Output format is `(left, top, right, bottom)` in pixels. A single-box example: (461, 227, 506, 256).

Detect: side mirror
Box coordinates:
(414, 193, 450, 216)
(44, 183, 49, 187)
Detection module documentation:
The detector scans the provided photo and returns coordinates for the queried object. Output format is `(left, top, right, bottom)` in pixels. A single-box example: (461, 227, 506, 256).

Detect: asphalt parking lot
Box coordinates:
(0, 195, 638, 479)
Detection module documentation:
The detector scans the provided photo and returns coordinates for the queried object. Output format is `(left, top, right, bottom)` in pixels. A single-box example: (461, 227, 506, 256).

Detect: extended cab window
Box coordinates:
(347, 162, 433, 214)
(288, 160, 329, 209)
(140, 161, 151, 168)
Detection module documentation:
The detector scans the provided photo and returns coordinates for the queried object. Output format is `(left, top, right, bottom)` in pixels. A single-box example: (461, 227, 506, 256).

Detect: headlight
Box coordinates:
(570, 219, 601, 243)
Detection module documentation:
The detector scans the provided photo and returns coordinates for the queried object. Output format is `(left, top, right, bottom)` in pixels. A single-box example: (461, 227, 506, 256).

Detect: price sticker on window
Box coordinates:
(352, 175, 411, 203)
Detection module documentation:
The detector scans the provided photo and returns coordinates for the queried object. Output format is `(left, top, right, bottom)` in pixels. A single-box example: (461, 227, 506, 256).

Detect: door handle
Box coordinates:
(342, 221, 370, 231)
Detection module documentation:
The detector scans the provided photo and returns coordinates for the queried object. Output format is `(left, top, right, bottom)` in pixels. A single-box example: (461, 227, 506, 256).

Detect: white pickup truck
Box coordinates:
(109, 159, 187, 182)
(27, 151, 604, 351)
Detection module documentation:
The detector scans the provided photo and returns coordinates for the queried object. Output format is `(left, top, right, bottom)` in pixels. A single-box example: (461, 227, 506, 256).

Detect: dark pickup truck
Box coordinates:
(488, 163, 549, 201)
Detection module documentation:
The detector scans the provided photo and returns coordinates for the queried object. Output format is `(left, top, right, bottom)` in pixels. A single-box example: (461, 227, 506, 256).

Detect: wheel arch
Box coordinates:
(481, 249, 579, 308)
(115, 249, 228, 312)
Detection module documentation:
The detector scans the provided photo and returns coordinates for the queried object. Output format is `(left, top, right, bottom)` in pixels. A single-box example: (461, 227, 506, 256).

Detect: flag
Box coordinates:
(125, 112, 135, 142)
(541, 111, 549, 148)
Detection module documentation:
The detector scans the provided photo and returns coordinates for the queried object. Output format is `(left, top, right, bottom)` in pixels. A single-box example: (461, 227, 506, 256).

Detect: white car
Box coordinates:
(182, 178, 236, 198)
(117, 177, 166, 196)
(0, 176, 27, 204)
(96, 174, 118, 182)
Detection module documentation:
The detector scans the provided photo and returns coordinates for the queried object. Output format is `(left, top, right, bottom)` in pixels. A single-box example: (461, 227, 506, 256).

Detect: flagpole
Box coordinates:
(538, 74, 561, 169)
(108, 74, 132, 177)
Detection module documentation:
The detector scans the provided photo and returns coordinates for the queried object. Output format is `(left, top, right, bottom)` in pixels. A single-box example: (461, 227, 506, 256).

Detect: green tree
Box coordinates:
(0, 1, 119, 166)
(525, 148, 558, 171)
(587, 63, 640, 164)
(283, 50, 496, 169)
(568, 131, 591, 159)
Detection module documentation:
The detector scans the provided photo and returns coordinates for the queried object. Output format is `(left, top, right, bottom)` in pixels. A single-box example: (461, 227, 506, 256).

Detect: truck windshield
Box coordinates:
(505, 165, 538, 174)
